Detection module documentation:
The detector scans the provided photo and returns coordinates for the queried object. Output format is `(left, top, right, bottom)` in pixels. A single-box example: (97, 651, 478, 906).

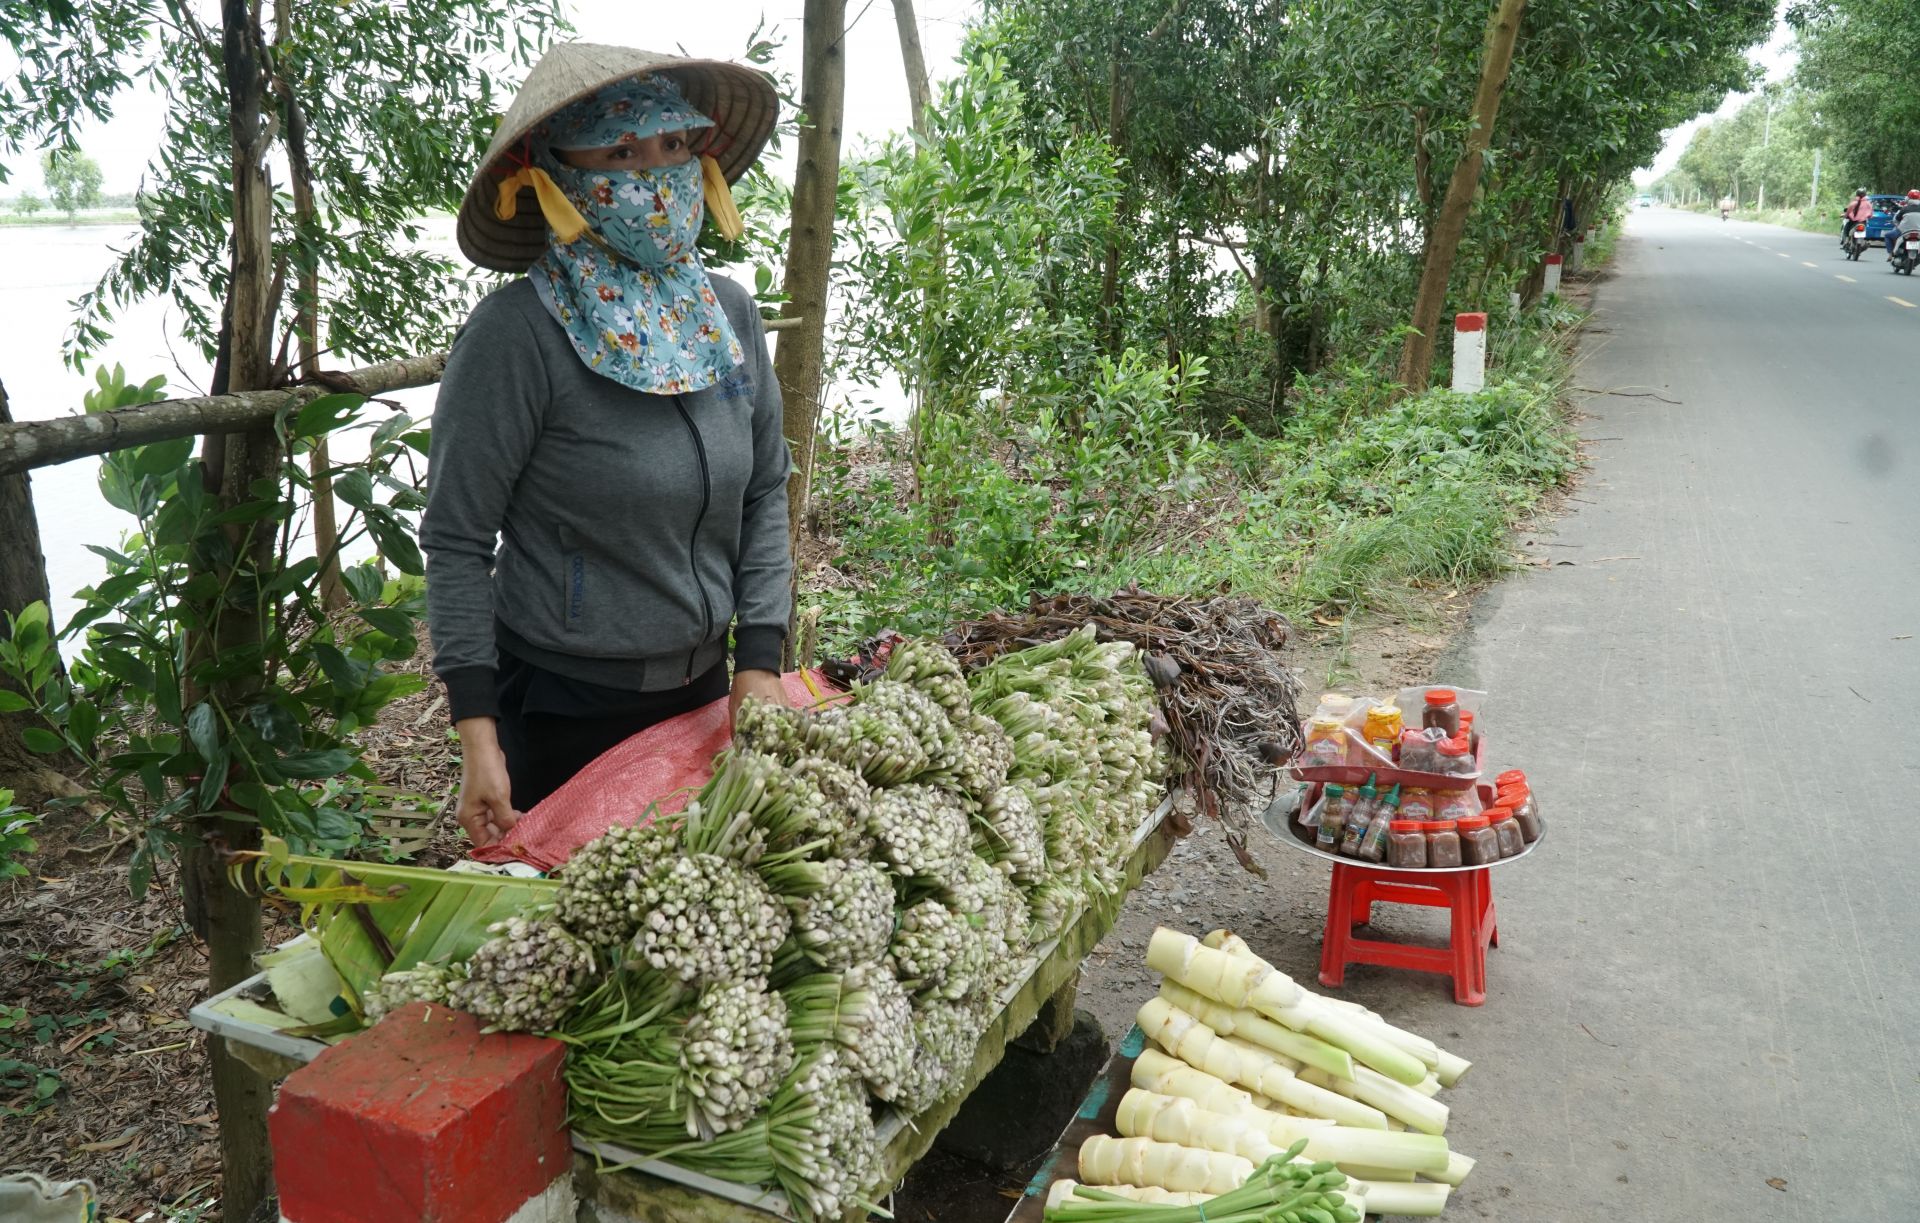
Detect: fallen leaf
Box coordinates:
(1766, 1178, 1787, 1192)
(61, 1023, 114, 1055)
(1895, 635, 1912, 641)
(74, 1127, 140, 1152)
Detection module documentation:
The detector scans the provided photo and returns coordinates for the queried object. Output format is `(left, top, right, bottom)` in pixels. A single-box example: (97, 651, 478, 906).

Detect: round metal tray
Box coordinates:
(1258, 791, 1546, 875)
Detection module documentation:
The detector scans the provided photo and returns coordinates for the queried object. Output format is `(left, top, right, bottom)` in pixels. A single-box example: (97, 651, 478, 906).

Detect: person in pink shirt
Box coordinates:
(1842, 189, 1873, 245)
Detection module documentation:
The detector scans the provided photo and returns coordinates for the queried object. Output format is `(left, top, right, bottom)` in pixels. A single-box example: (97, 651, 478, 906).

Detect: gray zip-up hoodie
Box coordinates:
(420, 273, 792, 722)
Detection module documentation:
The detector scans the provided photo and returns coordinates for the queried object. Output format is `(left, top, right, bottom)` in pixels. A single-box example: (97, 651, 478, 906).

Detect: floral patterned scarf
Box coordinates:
(527, 78, 744, 395)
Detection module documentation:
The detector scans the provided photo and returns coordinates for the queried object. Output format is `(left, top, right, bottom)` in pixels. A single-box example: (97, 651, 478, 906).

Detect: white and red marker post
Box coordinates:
(1451, 312, 1488, 394)
(1542, 251, 1563, 297)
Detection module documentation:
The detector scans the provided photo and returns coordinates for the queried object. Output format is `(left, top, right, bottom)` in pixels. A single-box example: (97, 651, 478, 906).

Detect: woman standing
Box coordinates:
(424, 44, 791, 847)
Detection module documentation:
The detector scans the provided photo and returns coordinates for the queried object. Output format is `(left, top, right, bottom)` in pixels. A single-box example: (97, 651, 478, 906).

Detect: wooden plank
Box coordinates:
(576, 812, 1178, 1222)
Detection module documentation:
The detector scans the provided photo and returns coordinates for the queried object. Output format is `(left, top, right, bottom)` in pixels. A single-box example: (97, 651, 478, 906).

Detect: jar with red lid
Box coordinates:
(1400, 787, 1435, 823)
(1457, 815, 1499, 866)
(1386, 819, 1428, 868)
(1436, 787, 1477, 824)
(1425, 820, 1463, 868)
(1507, 790, 1543, 842)
(1460, 709, 1480, 756)
(1436, 735, 1475, 776)
(1488, 804, 1524, 857)
(1421, 688, 1461, 736)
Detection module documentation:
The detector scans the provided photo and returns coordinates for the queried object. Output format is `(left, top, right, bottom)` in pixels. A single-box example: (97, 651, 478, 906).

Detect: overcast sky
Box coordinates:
(2, 1, 980, 197)
(6, 0, 1787, 198)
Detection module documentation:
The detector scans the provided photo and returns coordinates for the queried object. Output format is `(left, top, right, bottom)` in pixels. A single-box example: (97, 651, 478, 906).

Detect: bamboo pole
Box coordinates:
(0, 352, 447, 477)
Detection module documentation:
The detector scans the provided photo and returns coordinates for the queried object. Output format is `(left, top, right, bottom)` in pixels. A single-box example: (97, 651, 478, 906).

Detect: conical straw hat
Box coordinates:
(456, 42, 778, 272)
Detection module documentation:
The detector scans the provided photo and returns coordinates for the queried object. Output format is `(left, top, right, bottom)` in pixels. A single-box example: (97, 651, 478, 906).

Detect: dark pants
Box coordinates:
(494, 654, 730, 810)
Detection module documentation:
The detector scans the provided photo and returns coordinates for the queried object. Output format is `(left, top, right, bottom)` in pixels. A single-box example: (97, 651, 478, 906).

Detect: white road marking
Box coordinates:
(1889, 296, 1917, 309)
(1776, 252, 1790, 259)
(1837, 274, 1857, 283)
(1802, 261, 1819, 268)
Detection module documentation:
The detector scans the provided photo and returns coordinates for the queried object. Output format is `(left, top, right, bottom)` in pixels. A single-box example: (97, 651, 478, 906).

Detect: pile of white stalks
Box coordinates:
(368, 627, 1168, 1222)
(1045, 928, 1474, 1221)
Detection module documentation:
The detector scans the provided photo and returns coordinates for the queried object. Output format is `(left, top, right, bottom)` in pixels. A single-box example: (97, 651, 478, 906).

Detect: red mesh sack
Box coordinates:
(469, 670, 834, 872)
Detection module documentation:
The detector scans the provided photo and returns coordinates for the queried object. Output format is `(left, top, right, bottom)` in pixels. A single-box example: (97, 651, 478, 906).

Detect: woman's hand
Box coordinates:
(453, 716, 521, 848)
(730, 668, 786, 730)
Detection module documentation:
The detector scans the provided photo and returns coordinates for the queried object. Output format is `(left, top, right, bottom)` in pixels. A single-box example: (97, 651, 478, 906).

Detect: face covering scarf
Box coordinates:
(526, 77, 745, 395)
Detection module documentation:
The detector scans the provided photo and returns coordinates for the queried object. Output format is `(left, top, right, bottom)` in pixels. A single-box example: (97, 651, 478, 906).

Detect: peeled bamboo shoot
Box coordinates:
(1131, 1048, 1262, 1118)
(1146, 928, 1302, 1013)
(1347, 1179, 1451, 1216)
(1078, 1134, 1253, 1195)
(1159, 980, 1357, 1080)
(1123, 1089, 1451, 1176)
(1157, 927, 1426, 1086)
(1432, 1149, 1477, 1186)
(1117, 1089, 1282, 1162)
(1299, 1064, 1450, 1135)
(1204, 928, 1451, 1075)
(1136, 998, 1387, 1129)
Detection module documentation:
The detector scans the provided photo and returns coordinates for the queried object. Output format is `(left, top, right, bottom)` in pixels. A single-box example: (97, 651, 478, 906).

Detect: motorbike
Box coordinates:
(1893, 229, 1920, 276)
(1845, 222, 1869, 260)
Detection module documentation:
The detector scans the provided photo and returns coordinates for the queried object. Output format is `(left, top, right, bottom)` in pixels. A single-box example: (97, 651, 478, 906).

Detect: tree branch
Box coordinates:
(0, 353, 447, 476)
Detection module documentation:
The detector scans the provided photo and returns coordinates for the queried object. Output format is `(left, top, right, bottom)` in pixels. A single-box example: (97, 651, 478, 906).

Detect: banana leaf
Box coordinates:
(229, 836, 562, 1020)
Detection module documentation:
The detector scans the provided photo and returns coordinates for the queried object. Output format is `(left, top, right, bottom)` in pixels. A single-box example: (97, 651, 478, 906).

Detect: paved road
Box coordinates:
(1395, 207, 1920, 1220)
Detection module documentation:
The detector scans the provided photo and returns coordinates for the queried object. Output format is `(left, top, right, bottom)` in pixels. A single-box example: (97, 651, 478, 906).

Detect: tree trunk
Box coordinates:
(0, 377, 82, 807)
(1394, 0, 1527, 395)
(191, 5, 280, 1218)
(1098, 34, 1128, 359)
(774, 0, 848, 551)
(891, 0, 931, 138)
(273, 0, 344, 614)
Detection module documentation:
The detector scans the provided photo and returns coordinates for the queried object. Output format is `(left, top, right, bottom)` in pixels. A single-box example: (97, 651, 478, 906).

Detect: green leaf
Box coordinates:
(333, 469, 376, 511)
(129, 843, 154, 900)
(248, 701, 302, 752)
(66, 700, 99, 752)
(355, 606, 416, 639)
(340, 564, 383, 607)
(293, 393, 367, 439)
(185, 701, 220, 762)
(272, 749, 356, 780)
(313, 644, 371, 692)
(131, 437, 194, 478)
(365, 510, 423, 576)
(20, 728, 64, 754)
(0, 691, 30, 714)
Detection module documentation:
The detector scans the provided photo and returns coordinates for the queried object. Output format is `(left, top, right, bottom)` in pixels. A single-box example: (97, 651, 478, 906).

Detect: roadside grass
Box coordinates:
(803, 288, 1585, 647)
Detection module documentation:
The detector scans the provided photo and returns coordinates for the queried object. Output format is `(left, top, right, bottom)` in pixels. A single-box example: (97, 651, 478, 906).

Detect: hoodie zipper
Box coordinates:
(672, 396, 714, 679)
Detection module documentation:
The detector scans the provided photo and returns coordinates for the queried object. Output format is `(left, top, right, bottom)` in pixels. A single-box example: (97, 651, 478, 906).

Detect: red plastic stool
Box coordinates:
(1317, 862, 1499, 1006)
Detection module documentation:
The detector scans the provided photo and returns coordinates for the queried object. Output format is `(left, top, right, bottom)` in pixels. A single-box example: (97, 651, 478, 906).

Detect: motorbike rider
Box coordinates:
(1886, 189, 1920, 260)
(1842, 188, 1873, 246)
(1719, 194, 1735, 220)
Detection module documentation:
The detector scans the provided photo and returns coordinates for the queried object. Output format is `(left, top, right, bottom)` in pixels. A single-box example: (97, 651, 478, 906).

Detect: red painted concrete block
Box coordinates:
(1453, 311, 1487, 333)
(270, 1002, 570, 1223)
